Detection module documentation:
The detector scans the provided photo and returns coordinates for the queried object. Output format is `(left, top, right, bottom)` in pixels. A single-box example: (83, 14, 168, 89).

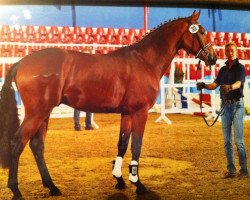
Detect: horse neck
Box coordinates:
(136, 19, 188, 81)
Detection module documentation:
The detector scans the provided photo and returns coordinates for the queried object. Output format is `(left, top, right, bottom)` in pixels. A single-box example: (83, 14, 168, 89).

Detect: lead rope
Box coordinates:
(196, 61, 225, 127)
(200, 88, 225, 127)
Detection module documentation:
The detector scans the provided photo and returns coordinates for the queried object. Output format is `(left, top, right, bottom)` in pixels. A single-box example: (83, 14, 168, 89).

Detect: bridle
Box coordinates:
(187, 21, 211, 64)
(187, 20, 223, 127)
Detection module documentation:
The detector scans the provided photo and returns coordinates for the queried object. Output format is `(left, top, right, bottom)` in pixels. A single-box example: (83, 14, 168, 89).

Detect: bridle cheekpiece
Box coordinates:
(188, 22, 211, 61)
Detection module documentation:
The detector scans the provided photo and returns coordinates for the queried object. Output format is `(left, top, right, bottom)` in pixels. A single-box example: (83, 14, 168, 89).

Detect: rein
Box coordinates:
(199, 82, 225, 127)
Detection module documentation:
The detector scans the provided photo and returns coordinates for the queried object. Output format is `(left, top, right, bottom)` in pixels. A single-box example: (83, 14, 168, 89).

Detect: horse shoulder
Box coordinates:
(118, 50, 159, 110)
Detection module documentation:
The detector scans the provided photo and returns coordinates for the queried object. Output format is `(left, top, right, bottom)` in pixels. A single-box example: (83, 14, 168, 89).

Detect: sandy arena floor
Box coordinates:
(0, 113, 250, 200)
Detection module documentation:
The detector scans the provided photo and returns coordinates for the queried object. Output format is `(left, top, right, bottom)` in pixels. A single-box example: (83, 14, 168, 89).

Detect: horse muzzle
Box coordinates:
(198, 48, 217, 66)
(195, 43, 217, 66)
(207, 53, 217, 65)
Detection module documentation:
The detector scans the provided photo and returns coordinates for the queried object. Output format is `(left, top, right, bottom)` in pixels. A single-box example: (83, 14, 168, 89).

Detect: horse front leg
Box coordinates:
(29, 118, 61, 196)
(129, 109, 148, 195)
(112, 114, 132, 190)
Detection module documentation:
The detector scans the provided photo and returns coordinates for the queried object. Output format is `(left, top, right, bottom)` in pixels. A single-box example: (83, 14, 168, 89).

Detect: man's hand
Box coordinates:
(220, 84, 232, 94)
(197, 82, 206, 90)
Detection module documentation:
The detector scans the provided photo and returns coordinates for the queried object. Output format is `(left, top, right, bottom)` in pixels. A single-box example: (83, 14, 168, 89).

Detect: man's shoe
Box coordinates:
(74, 124, 81, 131)
(237, 171, 249, 178)
(85, 126, 94, 130)
(223, 171, 236, 179)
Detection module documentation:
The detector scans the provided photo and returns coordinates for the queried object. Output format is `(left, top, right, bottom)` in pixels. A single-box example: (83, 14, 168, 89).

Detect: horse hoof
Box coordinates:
(49, 187, 62, 196)
(135, 182, 148, 195)
(115, 182, 126, 190)
(115, 176, 126, 190)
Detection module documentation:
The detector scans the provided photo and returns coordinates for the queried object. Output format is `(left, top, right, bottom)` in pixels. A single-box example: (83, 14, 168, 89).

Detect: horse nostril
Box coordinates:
(211, 58, 217, 65)
(208, 55, 217, 65)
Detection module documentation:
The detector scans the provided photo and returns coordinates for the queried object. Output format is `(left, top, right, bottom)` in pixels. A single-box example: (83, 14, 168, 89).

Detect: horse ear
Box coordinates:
(191, 10, 201, 21)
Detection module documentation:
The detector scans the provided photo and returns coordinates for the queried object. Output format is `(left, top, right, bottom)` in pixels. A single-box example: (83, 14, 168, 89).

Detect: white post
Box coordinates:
(155, 73, 172, 125)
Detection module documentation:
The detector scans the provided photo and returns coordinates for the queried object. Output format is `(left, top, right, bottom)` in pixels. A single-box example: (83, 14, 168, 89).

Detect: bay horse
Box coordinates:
(0, 11, 217, 199)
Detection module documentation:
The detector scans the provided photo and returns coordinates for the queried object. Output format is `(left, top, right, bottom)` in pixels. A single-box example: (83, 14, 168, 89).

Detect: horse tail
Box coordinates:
(0, 62, 20, 169)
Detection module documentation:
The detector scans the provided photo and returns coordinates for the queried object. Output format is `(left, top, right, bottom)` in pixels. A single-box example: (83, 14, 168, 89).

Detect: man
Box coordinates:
(197, 42, 248, 178)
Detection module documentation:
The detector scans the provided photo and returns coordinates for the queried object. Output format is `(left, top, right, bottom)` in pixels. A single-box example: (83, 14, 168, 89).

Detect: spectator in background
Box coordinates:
(74, 109, 94, 131)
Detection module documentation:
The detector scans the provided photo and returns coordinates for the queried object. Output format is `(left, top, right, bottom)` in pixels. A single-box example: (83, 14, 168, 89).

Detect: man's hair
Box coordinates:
(225, 41, 237, 49)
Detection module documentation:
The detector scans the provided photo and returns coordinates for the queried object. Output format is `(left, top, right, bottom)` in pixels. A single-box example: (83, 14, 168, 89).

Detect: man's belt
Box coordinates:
(223, 98, 242, 104)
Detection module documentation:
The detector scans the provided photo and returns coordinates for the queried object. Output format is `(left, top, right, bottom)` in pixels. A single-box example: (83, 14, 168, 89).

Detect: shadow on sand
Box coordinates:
(107, 190, 161, 200)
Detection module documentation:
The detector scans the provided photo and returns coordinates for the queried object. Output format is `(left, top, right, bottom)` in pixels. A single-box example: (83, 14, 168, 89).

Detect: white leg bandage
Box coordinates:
(112, 156, 123, 178)
(129, 160, 138, 183)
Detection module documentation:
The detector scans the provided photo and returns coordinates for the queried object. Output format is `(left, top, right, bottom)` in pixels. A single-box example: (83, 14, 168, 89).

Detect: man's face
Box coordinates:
(225, 45, 237, 61)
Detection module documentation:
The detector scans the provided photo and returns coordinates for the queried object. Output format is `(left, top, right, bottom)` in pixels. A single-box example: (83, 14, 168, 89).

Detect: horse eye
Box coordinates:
(200, 31, 205, 35)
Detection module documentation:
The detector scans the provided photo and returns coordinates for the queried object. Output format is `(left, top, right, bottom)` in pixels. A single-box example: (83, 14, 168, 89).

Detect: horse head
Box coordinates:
(181, 11, 217, 66)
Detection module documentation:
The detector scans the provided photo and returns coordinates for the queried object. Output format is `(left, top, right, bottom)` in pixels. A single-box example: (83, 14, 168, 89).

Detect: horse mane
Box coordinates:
(139, 16, 187, 42)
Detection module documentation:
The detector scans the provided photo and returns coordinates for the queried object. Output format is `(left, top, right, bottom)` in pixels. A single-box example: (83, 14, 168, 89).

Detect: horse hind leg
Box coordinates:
(29, 117, 61, 196)
(112, 114, 132, 190)
(7, 125, 24, 200)
(7, 113, 54, 199)
(7, 115, 44, 199)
